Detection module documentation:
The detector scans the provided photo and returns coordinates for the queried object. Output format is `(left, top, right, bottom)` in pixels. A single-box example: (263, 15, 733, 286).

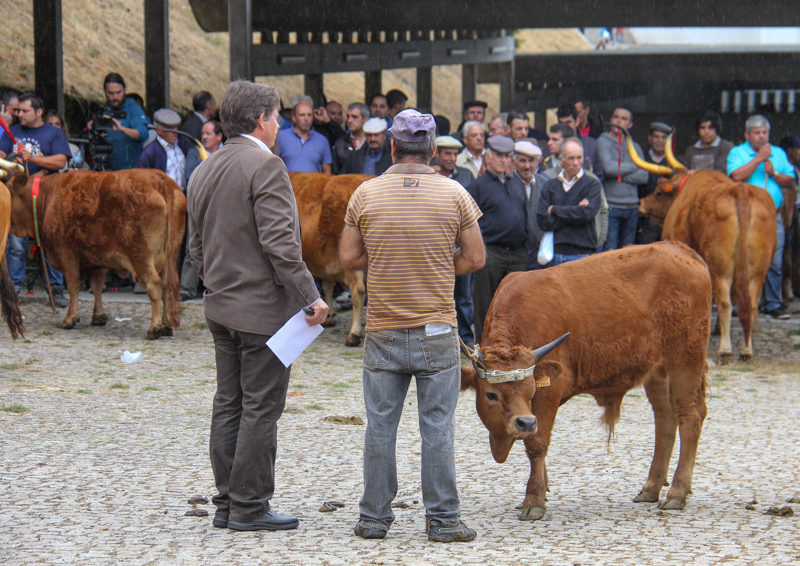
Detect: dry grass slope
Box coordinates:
(1, 1, 587, 124)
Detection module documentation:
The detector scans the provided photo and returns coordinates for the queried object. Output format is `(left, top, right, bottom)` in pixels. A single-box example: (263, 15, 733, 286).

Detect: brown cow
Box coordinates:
(636, 136, 776, 362)
(460, 242, 711, 521)
(290, 172, 370, 347)
(2, 167, 186, 339)
(0, 165, 24, 338)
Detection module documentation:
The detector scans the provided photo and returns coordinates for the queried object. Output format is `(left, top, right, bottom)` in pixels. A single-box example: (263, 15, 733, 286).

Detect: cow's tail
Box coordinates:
(733, 185, 752, 342)
(0, 255, 24, 339)
(166, 203, 181, 329)
(597, 393, 623, 452)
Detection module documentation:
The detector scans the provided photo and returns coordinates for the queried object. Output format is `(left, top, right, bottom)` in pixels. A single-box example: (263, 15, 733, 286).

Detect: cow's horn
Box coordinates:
(623, 129, 673, 176)
(0, 157, 23, 172)
(532, 332, 570, 362)
(664, 132, 686, 170)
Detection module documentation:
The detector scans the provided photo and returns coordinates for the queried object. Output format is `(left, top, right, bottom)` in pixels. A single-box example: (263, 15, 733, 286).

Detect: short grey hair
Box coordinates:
(490, 113, 508, 128)
(291, 94, 314, 112)
(219, 80, 281, 138)
(561, 137, 584, 155)
(348, 102, 370, 120)
(745, 114, 770, 133)
(393, 136, 436, 162)
(462, 120, 486, 138)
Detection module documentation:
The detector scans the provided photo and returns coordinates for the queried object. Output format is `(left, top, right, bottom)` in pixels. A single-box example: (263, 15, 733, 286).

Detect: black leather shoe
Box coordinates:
(227, 509, 299, 531)
(212, 516, 228, 528)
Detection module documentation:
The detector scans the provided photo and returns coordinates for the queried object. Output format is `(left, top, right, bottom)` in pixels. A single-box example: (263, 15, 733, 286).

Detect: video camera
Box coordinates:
(71, 101, 129, 171)
(89, 101, 126, 131)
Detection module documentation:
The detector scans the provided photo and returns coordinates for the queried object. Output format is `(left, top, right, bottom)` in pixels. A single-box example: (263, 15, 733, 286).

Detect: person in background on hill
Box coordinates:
(181, 91, 217, 143)
(96, 73, 148, 170)
(0, 92, 71, 306)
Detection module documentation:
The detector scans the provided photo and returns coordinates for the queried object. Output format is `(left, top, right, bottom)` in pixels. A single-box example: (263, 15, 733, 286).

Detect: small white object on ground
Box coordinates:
(120, 350, 144, 363)
(115, 318, 132, 322)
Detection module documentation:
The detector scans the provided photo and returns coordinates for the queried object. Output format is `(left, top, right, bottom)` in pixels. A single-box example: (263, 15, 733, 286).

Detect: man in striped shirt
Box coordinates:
(340, 110, 485, 543)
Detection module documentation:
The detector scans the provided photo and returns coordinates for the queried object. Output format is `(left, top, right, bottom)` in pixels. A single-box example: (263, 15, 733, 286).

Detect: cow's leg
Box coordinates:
(712, 276, 734, 364)
(58, 257, 82, 329)
(740, 278, 763, 361)
(344, 269, 366, 347)
(635, 367, 676, 504)
(662, 365, 707, 511)
(520, 434, 551, 521)
(138, 262, 164, 340)
(89, 268, 108, 326)
(320, 280, 337, 328)
(159, 259, 173, 337)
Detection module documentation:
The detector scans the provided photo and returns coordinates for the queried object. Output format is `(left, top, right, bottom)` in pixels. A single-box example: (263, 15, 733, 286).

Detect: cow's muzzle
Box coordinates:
(515, 416, 537, 434)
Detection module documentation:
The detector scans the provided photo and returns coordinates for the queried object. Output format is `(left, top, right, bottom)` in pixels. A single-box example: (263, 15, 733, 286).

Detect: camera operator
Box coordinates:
(88, 73, 148, 170)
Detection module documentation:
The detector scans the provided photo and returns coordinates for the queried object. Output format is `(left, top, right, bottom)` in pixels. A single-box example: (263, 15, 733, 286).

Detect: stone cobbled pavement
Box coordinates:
(1, 291, 799, 565)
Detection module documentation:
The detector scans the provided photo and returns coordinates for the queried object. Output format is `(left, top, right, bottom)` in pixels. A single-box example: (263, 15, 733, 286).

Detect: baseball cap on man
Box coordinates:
(363, 117, 388, 134)
(153, 108, 181, 127)
(389, 110, 437, 142)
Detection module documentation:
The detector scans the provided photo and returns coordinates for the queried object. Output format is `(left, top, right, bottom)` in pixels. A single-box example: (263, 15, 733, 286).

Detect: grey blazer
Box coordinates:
(187, 135, 319, 335)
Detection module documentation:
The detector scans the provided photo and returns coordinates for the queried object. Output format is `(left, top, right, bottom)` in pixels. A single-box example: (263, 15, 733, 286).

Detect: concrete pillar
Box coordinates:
(416, 66, 432, 112)
(462, 63, 477, 105)
(228, 0, 252, 80)
(34, 0, 64, 115)
(304, 74, 324, 106)
(365, 71, 382, 103)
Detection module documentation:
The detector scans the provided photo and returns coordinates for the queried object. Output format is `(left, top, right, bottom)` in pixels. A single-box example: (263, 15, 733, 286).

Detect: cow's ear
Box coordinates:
(534, 360, 562, 386)
(7, 173, 29, 195)
(460, 366, 478, 391)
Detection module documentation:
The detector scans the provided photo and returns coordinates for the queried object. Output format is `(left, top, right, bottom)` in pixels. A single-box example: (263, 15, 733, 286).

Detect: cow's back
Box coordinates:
(485, 242, 711, 391)
(291, 172, 372, 278)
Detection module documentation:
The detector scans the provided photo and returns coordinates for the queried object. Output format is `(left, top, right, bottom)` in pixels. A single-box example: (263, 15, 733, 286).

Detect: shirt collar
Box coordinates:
(385, 163, 436, 175)
(157, 135, 176, 150)
(648, 149, 665, 163)
(695, 136, 721, 149)
(558, 167, 584, 191)
(241, 134, 273, 154)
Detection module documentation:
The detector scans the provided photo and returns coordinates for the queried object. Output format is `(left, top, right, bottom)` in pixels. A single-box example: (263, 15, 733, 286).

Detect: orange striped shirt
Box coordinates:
(345, 163, 482, 331)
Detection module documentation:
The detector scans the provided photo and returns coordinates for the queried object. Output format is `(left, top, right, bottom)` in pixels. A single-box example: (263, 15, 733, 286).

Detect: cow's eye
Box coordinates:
(486, 392, 499, 402)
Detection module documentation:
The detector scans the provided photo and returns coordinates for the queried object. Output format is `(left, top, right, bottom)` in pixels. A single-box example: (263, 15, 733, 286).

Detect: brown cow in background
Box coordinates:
(2, 167, 185, 339)
(290, 172, 370, 347)
(461, 242, 711, 521)
(0, 164, 24, 338)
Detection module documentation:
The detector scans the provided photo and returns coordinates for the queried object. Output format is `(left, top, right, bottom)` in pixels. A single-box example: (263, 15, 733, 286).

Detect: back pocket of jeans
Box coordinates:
(364, 332, 393, 369)
(418, 330, 458, 371)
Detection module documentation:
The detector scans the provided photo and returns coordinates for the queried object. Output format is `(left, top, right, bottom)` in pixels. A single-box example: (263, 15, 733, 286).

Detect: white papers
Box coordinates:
(267, 309, 324, 367)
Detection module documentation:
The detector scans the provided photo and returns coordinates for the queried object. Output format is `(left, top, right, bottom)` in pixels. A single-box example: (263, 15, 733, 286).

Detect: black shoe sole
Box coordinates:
(212, 517, 228, 528)
(227, 520, 299, 531)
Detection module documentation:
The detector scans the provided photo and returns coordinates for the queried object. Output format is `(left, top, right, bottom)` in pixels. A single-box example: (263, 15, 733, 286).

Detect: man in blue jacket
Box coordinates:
(98, 73, 149, 171)
(137, 108, 187, 190)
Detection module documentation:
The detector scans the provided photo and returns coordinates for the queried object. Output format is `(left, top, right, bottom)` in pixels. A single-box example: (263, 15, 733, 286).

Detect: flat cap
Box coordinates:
(435, 136, 463, 149)
(390, 109, 436, 142)
(363, 117, 388, 134)
(514, 140, 542, 158)
(464, 100, 488, 110)
(486, 135, 515, 154)
(153, 108, 181, 127)
(650, 121, 673, 135)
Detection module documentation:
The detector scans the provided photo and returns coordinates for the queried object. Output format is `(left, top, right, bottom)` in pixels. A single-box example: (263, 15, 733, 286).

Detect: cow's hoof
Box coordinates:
(518, 506, 546, 521)
(660, 498, 686, 511)
(634, 491, 659, 503)
(321, 315, 337, 328)
(62, 318, 79, 329)
(345, 333, 363, 347)
(91, 314, 108, 326)
(739, 352, 752, 362)
(162, 326, 174, 337)
(718, 352, 733, 365)
(146, 328, 164, 340)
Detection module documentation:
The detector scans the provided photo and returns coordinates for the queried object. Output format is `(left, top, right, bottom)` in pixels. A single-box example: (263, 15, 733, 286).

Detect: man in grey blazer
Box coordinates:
(187, 80, 329, 532)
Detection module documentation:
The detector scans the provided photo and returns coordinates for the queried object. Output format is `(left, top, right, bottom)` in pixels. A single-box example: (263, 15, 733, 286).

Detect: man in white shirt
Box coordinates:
(137, 108, 187, 190)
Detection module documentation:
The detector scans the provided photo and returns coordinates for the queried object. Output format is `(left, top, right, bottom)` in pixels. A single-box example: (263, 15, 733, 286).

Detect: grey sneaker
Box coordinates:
(51, 286, 68, 308)
(427, 519, 476, 543)
(354, 519, 387, 539)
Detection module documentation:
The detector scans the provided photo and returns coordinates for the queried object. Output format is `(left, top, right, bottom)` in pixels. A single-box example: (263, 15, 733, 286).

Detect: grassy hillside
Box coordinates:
(1, 0, 588, 125)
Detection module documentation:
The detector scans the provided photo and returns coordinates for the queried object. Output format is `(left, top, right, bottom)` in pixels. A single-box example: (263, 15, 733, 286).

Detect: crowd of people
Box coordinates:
(2, 74, 800, 330)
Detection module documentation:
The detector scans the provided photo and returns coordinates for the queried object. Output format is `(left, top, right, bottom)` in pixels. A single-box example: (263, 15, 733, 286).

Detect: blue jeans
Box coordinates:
(763, 217, 784, 312)
(454, 274, 474, 343)
(603, 207, 639, 251)
(360, 326, 462, 530)
(549, 252, 589, 267)
(5, 234, 64, 288)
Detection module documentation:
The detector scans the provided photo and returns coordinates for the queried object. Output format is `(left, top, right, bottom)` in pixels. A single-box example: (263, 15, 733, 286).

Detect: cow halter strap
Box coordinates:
(31, 176, 43, 249)
(458, 335, 549, 386)
(676, 175, 690, 197)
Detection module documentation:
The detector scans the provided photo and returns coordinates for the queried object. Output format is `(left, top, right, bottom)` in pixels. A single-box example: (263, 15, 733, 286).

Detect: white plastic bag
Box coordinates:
(120, 350, 144, 364)
(537, 232, 554, 266)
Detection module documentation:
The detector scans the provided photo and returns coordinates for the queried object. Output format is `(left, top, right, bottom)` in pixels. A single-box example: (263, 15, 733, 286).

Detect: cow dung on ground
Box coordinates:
(323, 415, 364, 425)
